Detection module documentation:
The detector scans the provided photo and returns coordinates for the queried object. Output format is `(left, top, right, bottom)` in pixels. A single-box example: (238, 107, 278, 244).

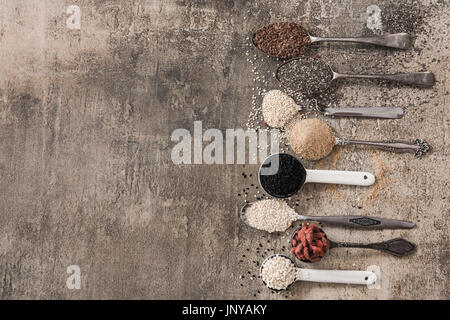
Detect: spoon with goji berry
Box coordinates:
(290, 223, 416, 263)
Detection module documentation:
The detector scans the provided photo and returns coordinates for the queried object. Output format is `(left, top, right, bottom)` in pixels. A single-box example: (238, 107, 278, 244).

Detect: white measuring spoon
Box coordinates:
(260, 254, 377, 291)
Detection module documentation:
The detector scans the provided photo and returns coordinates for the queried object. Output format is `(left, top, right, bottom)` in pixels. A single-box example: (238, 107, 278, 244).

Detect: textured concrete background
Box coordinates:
(0, 0, 448, 299)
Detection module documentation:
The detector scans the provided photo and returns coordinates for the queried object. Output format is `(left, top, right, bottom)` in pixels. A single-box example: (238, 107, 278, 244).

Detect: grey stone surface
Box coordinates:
(0, 0, 448, 299)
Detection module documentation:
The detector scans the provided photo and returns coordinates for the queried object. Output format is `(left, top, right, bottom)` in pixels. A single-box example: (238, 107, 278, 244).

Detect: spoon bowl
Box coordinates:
(259, 254, 296, 291)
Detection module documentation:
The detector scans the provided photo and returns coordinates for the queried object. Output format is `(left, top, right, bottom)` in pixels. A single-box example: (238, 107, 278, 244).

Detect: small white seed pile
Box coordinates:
(262, 90, 298, 128)
(261, 255, 296, 290)
(246, 199, 298, 233)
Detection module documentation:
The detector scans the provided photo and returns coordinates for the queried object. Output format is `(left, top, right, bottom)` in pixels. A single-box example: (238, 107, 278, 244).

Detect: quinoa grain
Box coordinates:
(246, 199, 298, 233)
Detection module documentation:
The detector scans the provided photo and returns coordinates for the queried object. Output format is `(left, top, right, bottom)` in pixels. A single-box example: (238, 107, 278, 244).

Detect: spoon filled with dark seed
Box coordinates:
(277, 57, 435, 96)
(258, 153, 375, 198)
(252, 22, 411, 59)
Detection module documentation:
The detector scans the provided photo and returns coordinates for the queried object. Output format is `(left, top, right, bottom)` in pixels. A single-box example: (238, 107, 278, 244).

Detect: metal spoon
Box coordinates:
(259, 254, 377, 291)
(265, 90, 404, 120)
(336, 137, 430, 157)
(240, 202, 415, 230)
(290, 226, 416, 263)
(252, 23, 411, 59)
(276, 57, 435, 96)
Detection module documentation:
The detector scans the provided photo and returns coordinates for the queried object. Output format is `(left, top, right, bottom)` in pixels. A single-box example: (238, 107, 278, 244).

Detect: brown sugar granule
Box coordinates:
(253, 22, 311, 59)
(289, 118, 336, 160)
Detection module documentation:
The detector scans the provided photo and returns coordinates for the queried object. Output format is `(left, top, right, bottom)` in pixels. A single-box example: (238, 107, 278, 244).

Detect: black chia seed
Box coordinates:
(277, 57, 334, 97)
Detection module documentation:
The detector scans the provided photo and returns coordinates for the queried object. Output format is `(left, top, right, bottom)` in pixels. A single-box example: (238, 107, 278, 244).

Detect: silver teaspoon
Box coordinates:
(336, 138, 430, 157)
(277, 57, 436, 97)
(240, 203, 415, 230)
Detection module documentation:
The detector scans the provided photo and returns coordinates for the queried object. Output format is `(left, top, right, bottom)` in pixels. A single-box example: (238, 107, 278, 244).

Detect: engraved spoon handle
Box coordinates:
(336, 138, 430, 156)
(329, 238, 416, 257)
(297, 215, 415, 229)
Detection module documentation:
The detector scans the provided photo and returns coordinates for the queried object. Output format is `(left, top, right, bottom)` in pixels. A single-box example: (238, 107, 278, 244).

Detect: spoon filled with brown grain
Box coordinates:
(252, 22, 411, 59)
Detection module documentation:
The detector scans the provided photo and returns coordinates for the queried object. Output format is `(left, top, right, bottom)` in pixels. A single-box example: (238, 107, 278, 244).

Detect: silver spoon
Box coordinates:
(277, 57, 436, 96)
(252, 23, 411, 59)
(240, 203, 415, 230)
(259, 254, 377, 291)
(336, 137, 430, 157)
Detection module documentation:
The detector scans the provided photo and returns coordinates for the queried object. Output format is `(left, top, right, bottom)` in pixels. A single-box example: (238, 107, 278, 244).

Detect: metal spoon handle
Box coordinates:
(298, 215, 415, 229)
(330, 238, 416, 257)
(336, 138, 430, 156)
(309, 33, 410, 49)
(322, 107, 403, 119)
(333, 71, 435, 87)
(295, 268, 376, 285)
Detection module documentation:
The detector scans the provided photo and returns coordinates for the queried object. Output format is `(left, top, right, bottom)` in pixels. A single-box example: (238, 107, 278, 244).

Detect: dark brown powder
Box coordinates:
(253, 22, 311, 59)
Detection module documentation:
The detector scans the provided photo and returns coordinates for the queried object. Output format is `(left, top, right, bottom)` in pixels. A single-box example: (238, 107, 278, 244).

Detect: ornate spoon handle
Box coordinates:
(335, 138, 430, 157)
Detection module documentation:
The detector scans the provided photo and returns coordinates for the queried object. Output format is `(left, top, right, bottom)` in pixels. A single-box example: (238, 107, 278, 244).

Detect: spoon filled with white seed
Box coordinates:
(259, 254, 377, 291)
(240, 199, 415, 232)
(262, 90, 404, 124)
(289, 118, 429, 160)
